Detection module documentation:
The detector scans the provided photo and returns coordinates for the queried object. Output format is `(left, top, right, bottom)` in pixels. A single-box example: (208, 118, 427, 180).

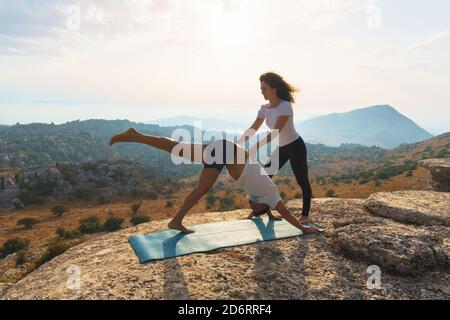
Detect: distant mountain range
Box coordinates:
(146, 116, 247, 132)
(297, 105, 433, 148)
(148, 105, 434, 149)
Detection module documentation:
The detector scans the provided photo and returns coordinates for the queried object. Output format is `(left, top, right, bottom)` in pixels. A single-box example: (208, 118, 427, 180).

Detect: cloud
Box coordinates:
(295, 0, 372, 30)
(375, 29, 450, 69)
(0, 0, 182, 56)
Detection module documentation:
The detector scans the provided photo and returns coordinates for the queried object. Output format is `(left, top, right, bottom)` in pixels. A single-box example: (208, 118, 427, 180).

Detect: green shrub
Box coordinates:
(165, 200, 173, 208)
(206, 194, 217, 206)
(56, 228, 80, 240)
(406, 170, 413, 177)
(130, 187, 145, 198)
(16, 249, 27, 267)
(219, 196, 236, 211)
(17, 217, 39, 229)
(437, 149, 449, 158)
(38, 241, 71, 266)
(51, 205, 68, 217)
(294, 192, 302, 198)
(146, 190, 158, 200)
(97, 195, 110, 205)
(18, 190, 44, 205)
(1, 238, 29, 258)
(130, 215, 151, 226)
(34, 178, 57, 197)
(74, 187, 93, 201)
(79, 215, 102, 234)
(131, 202, 142, 214)
(325, 189, 337, 197)
(103, 216, 124, 232)
(95, 178, 108, 188)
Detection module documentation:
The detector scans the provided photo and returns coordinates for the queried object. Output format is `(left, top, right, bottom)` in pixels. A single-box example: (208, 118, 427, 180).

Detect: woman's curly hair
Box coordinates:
(259, 72, 300, 103)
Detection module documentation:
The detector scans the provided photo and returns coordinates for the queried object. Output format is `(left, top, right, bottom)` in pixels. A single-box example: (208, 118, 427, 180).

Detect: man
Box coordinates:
(109, 128, 320, 234)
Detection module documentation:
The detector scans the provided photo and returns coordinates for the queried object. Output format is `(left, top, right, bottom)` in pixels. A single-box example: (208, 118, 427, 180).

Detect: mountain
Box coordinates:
(296, 105, 434, 149)
(147, 115, 247, 132)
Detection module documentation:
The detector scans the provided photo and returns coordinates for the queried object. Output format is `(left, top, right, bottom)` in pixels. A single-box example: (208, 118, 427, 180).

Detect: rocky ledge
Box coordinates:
(1, 191, 449, 300)
(420, 158, 450, 192)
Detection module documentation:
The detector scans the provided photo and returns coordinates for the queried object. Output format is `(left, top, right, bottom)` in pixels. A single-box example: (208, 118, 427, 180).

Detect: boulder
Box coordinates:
(420, 158, 450, 192)
(333, 220, 449, 276)
(364, 191, 450, 226)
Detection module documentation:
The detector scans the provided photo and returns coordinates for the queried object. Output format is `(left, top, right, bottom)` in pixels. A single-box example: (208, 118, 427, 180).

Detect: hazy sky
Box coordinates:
(0, 0, 449, 134)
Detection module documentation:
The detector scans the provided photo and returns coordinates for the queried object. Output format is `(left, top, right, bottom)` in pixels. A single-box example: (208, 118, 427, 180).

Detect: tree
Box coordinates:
(79, 215, 102, 234)
(165, 200, 174, 208)
(51, 205, 68, 217)
(131, 201, 142, 214)
(130, 215, 150, 226)
(206, 194, 218, 206)
(17, 217, 39, 229)
(0, 238, 29, 258)
(325, 189, 337, 197)
(103, 216, 124, 232)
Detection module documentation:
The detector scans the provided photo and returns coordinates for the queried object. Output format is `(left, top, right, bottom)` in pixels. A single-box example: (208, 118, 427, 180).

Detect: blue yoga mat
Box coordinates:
(128, 217, 323, 263)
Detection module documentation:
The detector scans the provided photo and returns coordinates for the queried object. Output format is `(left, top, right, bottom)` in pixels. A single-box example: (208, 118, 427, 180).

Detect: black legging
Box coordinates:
(263, 136, 312, 216)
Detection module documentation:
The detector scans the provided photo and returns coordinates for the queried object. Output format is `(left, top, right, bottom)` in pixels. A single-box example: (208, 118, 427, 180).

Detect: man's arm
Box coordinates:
(274, 201, 320, 234)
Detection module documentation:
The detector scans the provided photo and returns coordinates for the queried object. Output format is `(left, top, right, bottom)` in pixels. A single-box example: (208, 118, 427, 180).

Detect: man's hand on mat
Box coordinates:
(301, 224, 321, 234)
(267, 211, 282, 221)
(246, 212, 256, 220)
(168, 220, 195, 233)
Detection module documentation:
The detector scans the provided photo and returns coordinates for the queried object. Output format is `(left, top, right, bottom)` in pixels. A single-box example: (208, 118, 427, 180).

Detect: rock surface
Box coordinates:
(364, 191, 450, 226)
(1, 195, 449, 300)
(420, 158, 450, 192)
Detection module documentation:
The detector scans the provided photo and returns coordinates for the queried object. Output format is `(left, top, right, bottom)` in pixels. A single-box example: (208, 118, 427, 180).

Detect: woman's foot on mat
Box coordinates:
(299, 215, 310, 224)
(109, 128, 139, 146)
(168, 220, 195, 233)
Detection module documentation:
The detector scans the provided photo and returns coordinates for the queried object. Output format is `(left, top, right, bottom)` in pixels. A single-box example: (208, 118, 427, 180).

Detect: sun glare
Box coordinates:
(210, 11, 252, 47)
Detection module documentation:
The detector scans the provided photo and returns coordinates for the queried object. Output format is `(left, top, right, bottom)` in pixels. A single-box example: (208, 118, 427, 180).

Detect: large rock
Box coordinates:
(333, 220, 449, 275)
(420, 158, 450, 192)
(364, 191, 450, 227)
(2, 197, 449, 300)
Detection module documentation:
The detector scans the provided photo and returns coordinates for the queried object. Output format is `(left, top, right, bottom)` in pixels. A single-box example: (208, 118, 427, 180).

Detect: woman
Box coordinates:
(237, 72, 313, 224)
(109, 128, 319, 234)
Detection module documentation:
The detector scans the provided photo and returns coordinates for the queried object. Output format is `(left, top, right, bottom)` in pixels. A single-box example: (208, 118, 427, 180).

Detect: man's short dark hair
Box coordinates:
(249, 200, 270, 216)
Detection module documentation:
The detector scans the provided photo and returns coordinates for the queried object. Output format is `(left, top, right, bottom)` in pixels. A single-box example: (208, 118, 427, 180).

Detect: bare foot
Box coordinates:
(109, 128, 139, 146)
(299, 215, 310, 224)
(168, 220, 195, 233)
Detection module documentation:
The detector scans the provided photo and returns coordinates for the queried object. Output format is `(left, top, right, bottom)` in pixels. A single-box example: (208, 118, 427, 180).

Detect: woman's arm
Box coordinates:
(237, 117, 264, 146)
(274, 201, 320, 234)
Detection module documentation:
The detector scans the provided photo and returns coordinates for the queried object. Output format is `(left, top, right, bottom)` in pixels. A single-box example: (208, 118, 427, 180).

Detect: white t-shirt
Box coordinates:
(257, 100, 300, 147)
(235, 158, 282, 209)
